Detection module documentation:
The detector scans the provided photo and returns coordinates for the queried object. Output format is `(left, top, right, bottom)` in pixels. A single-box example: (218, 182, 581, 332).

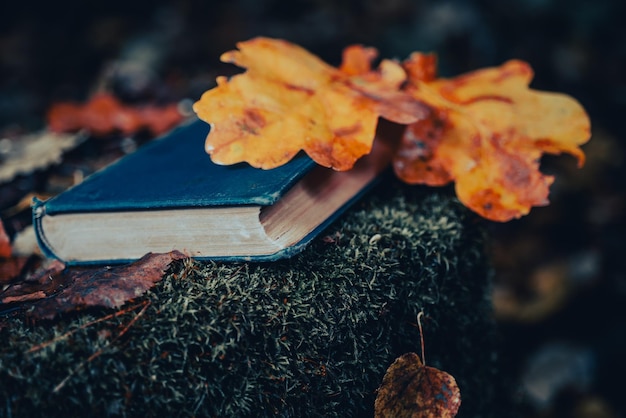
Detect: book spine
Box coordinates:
(31, 197, 60, 261)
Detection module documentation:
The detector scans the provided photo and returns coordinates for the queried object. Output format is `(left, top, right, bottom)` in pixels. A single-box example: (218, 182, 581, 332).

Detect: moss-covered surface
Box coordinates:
(0, 180, 501, 417)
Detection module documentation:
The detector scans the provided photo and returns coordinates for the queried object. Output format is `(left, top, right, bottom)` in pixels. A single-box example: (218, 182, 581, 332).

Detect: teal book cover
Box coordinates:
(33, 118, 389, 265)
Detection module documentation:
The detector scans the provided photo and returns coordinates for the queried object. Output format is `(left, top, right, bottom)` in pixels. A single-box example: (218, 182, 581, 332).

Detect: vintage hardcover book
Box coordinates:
(33, 118, 393, 264)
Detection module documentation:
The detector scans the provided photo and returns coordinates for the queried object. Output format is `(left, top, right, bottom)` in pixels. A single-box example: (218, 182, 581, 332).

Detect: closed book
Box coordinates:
(33, 118, 392, 265)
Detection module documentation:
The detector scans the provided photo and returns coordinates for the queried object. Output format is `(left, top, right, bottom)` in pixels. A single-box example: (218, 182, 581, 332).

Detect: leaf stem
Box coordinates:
(417, 311, 425, 366)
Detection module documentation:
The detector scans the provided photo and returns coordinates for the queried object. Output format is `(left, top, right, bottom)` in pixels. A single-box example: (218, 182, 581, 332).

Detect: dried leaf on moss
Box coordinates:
(1, 251, 185, 319)
(375, 352, 461, 418)
(1, 259, 65, 304)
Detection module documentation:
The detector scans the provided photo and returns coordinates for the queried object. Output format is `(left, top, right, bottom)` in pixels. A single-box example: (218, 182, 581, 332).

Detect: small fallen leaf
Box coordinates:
(375, 352, 461, 418)
(0, 251, 185, 320)
(193, 37, 426, 170)
(35, 251, 185, 319)
(47, 93, 183, 136)
(394, 54, 591, 221)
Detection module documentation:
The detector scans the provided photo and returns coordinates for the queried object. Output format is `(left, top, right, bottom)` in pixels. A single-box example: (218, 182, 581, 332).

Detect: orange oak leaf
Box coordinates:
(375, 352, 461, 418)
(394, 54, 591, 221)
(47, 93, 183, 136)
(193, 37, 426, 170)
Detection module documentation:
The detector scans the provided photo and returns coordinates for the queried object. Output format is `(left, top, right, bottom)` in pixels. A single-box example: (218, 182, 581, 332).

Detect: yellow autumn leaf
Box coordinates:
(394, 54, 591, 221)
(193, 37, 425, 170)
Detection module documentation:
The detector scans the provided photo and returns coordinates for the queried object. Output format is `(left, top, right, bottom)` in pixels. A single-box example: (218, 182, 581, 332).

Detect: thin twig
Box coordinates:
(113, 301, 150, 340)
(52, 301, 151, 393)
(27, 302, 146, 354)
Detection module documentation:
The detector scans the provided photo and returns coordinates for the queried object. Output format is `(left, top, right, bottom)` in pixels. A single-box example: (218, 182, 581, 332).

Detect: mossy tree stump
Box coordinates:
(1, 180, 500, 417)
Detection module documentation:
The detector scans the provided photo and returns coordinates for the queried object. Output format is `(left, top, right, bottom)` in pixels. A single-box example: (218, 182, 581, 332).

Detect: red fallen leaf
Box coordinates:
(0, 220, 11, 259)
(0, 251, 186, 320)
(375, 352, 461, 418)
(33, 251, 186, 320)
(1, 259, 66, 302)
(47, 93, 183, 136)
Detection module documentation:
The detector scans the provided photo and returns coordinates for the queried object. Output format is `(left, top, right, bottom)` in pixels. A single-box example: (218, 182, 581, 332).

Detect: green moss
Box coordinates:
(0, 180, 500, 417)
